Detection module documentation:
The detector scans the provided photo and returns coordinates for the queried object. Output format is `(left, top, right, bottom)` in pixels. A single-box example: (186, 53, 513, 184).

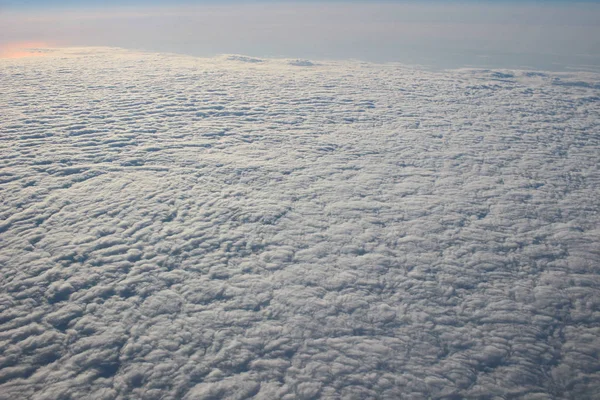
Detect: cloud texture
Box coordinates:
(1, 48, 599, 399)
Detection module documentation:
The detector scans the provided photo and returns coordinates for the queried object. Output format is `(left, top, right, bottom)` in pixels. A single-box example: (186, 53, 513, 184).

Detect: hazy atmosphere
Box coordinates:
(2, 1, 600, 70)
(1, 1, 599, 399)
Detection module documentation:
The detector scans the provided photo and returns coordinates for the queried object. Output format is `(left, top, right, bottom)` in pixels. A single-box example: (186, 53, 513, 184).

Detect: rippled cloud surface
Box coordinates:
(1, 48, 599, 399)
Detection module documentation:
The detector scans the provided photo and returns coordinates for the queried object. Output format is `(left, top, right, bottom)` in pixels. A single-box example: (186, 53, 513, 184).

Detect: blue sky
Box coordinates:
(3, 0, 600, 7)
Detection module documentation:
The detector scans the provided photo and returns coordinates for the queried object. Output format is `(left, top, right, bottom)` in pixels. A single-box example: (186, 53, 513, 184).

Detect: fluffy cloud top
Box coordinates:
(1, 47, 599, 399)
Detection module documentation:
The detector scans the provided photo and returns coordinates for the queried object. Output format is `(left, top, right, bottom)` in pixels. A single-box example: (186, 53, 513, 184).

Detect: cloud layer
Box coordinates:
(1, 48, 599, 399)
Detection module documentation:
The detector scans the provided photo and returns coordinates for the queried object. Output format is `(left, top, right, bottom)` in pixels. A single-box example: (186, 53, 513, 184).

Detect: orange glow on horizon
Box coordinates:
(0, 42, 52, 59)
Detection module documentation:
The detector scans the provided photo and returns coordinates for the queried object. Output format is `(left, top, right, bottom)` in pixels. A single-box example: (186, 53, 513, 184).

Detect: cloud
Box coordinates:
(0, 47, 599, 399)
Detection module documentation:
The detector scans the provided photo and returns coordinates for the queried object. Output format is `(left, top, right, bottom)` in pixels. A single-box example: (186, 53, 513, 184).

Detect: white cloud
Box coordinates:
(0, 47, 599, 399)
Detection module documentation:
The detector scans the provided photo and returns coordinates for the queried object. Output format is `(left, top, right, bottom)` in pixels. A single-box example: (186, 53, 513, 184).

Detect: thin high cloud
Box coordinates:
(0, 41, 50, 58)
(1, 2, 599, 70)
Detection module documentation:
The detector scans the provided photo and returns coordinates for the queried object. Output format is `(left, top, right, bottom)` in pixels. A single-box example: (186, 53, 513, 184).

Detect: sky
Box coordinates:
(1, 0, 599, 70)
